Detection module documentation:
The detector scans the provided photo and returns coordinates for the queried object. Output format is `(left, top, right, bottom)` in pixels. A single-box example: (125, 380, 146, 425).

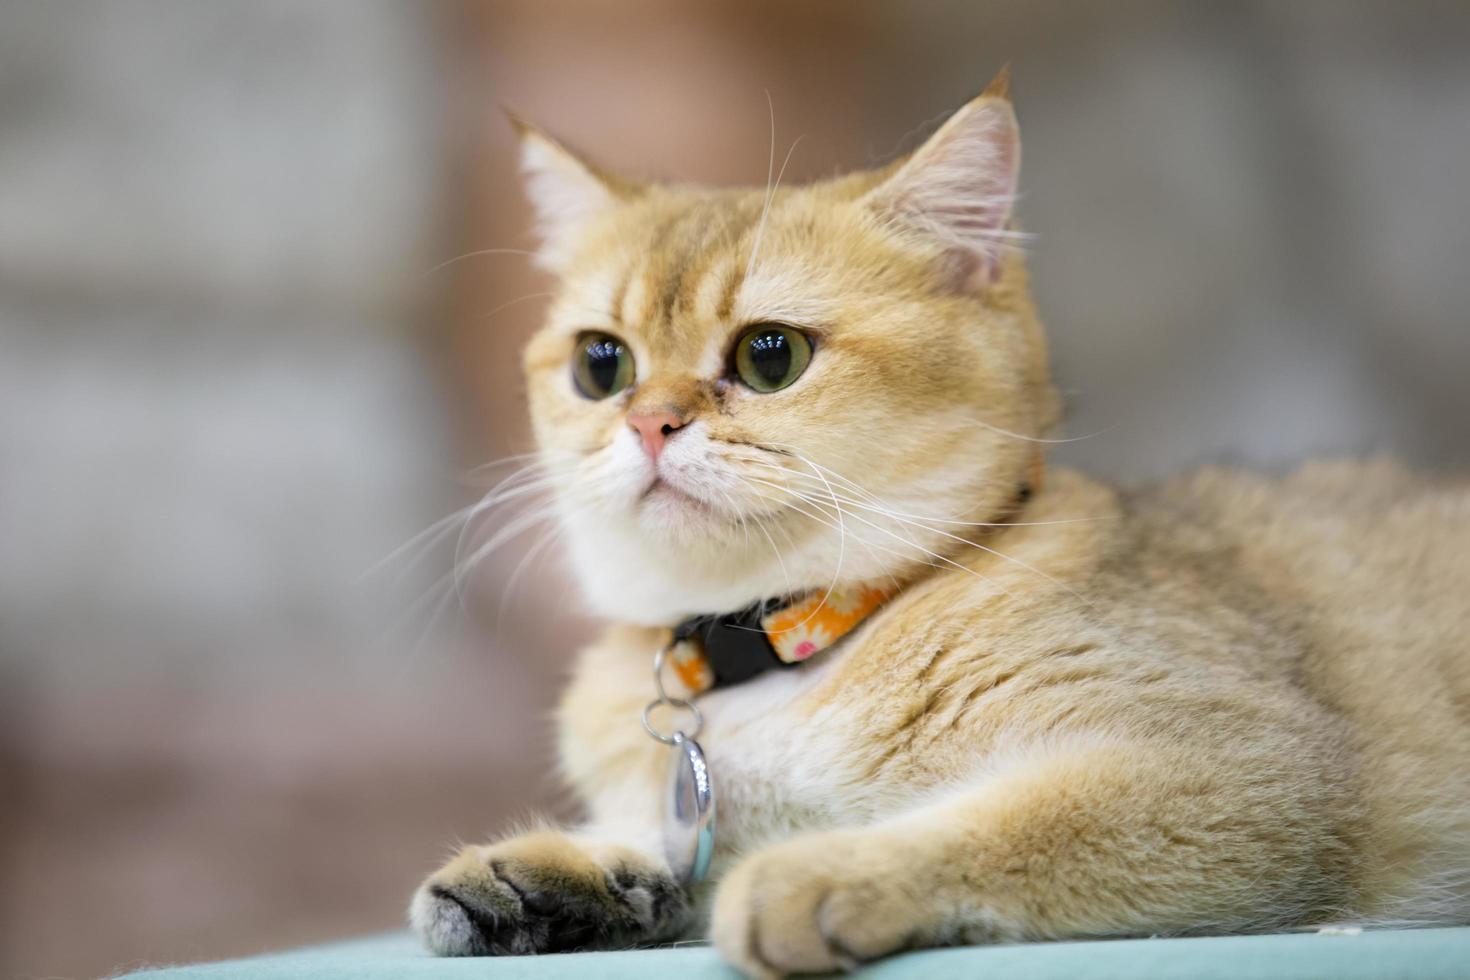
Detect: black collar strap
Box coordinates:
(665, 584, 894, 695)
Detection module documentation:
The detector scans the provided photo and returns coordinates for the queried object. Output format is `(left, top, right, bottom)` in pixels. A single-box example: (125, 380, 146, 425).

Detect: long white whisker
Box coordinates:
(745, 96, 806, 282)
(745, 88, 777, 285)
(744, 486, 919, 569)
(796, 451, 848, 624)
(451, 463, 568, 607)
(475, 291, 557, 323)
(420, 246, 538, 278)
(496, 521, 568, 632)
(454, 503, 559, 609)
(746, 450, 1086, 605)
(357, 501, 481, 584)
(738, 456, 1106, 529)
(747, 478, 1010, 600)
(958, 417, 1114, 445)
(462, 451, 554, 481)
(748, 510, 793, 599)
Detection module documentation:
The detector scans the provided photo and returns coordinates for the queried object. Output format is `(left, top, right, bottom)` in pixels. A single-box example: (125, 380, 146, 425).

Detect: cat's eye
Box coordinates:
(572, 331, 635, 399)
(733, 324, 812, 393)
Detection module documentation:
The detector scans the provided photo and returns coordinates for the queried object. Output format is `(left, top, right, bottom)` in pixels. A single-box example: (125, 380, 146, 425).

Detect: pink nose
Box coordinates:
(628, 410, 686, 461)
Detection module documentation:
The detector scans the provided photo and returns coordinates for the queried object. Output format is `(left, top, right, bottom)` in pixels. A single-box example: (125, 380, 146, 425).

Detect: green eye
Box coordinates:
(733, 324, 812, 393)
(572, 332, 635, 399)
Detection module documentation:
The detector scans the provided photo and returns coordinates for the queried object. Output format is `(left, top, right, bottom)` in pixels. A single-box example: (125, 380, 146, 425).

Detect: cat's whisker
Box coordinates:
(746, 489, 923, 574)
(361, 454, 565, 593)
(357, 500, 484, 585)
(746, 113, 806, 281)
(450, 466, 564, 568)
(419, 246, 538, 278)
(430, 452, 587, 628)
(739, 457, 1108, 528)
(462, 451, 558, 481)
(450, 482, 560, 575)
(745, 89, 777, 285)
(475, 291, 558, 324)
(748, 509, 794, 599)
(406, 569, 464, 666)
(746, 475, 1014, 602)
(496, 520, 568, 635)
(790, 446, 851, 630)
(382, 563, 466, 656)
(454, 502, 561, 610)
(747, 476, 944, 570)
(748, 483, 1011, 605)
(955, 416, 1114, 445)
(733, 445, 1092, 604)
(747, 455, 1087, 606)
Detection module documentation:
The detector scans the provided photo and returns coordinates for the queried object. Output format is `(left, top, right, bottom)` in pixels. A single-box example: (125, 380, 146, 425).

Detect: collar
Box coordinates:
(665, 452, 1046, 696)
(666, 583, 893, 696)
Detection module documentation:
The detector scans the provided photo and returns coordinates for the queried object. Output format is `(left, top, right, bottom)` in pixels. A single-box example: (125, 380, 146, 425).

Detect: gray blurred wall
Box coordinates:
(865, 2, 1470, 479)
(0, 5, 476, 977)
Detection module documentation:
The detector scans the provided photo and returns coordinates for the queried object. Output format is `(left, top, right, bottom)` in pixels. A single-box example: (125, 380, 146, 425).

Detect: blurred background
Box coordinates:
(2, 2, 1468, 977)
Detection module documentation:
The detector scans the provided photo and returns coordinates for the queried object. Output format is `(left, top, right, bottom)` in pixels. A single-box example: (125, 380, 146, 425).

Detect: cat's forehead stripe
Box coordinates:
(620, 262, 652, 330)
(608, 262, 633, 327)
(650, 200, 749, 333)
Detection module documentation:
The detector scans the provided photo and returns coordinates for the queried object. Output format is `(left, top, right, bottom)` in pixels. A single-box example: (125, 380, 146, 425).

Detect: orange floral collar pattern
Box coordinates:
(667, 583, 893, 696)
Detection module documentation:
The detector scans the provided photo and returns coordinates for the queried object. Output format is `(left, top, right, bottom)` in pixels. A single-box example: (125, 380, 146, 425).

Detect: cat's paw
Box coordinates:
(410, 831, 686, 956)
(711, 830, 933, 978)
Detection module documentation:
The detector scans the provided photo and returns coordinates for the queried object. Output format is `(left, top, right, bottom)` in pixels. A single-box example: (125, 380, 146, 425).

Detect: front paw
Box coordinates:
(711, 831, 933, 978)
(410, 831, 686, 956)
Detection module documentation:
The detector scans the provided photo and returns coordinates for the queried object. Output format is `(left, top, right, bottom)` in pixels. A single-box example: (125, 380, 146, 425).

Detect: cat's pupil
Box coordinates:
(747, 332, 791, 384)
(585, 338, 622, 391)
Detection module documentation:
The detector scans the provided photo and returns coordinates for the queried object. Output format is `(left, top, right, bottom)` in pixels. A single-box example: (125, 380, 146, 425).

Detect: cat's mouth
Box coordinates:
(636, 473, 745, 530)
(640, 476, 715, 513)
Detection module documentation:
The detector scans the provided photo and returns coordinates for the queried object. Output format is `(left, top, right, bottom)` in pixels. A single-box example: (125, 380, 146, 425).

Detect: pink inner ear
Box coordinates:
(864, 98, 1020, 290)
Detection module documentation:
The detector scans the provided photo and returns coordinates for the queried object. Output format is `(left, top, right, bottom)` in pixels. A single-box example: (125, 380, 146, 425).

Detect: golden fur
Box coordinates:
(411, 77, 1470, 976)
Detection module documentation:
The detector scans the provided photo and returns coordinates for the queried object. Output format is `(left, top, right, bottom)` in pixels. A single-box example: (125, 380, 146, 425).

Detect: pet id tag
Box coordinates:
(644, 640, 716, 885)
(663, 731, 715, 884)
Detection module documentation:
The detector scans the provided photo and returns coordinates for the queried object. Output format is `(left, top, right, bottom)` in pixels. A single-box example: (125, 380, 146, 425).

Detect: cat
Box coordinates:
(410, 70, 1470, 977)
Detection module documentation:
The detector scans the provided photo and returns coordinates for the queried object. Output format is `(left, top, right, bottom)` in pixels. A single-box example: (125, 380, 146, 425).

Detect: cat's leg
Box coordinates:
(413, 625, 687, 955)
(712, 735, 1354, 977)
(410, 823, 689, 956)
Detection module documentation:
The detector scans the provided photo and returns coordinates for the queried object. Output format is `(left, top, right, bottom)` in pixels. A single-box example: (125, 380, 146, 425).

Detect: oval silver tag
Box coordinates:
(663, 732, 715, 884)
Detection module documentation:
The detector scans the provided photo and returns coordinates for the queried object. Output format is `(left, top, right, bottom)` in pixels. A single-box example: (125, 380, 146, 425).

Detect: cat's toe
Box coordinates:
(712, 832, 921, 977)
(411, 834, 686, 956)
(410, 880, 519, 956)
(410, 849, 586, 955)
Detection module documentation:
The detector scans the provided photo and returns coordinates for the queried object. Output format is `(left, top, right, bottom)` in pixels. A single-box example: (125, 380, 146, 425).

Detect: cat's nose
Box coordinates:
(627, 410, 686, 462)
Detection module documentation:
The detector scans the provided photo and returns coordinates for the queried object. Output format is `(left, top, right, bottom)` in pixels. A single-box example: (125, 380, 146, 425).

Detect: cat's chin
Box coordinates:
(561, 496, 796, 623)
(632, 476, 758, 541)
(639, 478, 719, 519)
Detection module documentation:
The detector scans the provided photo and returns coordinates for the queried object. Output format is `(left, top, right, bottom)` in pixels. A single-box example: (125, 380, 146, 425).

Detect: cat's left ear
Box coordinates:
(508, 113, 638, 272)
(861, 69, 1020, 290)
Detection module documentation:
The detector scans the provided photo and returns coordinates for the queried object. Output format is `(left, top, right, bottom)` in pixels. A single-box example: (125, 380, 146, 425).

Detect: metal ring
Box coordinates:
(652, 642, 675, 704)
(641, 697, 703, 745)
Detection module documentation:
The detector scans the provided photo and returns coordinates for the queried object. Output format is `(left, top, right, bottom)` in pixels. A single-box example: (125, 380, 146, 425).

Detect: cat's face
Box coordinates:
(518, 82, 1058, 623)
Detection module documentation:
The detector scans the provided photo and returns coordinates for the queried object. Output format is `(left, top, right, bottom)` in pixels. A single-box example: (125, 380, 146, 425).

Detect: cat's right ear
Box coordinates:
(507, 112, 636, 272)
(859, 69, 1021, 291)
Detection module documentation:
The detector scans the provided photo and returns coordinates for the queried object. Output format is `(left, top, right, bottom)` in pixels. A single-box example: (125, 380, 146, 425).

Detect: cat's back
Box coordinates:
(1139, 459, 1470, 918)
(1151, 459, 1469, 681)
(1133, 459, 1469, 708)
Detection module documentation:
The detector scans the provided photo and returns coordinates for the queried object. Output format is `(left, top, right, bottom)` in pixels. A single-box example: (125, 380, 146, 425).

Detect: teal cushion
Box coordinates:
(117, 927, 1470, 979)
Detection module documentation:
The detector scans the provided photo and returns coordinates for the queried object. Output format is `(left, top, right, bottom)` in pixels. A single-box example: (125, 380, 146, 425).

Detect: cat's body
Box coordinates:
(412, 76, 1470, 975)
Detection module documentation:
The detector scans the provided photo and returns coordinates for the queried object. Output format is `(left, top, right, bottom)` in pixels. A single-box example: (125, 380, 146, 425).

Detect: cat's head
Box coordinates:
(517, 73, 1059, 624)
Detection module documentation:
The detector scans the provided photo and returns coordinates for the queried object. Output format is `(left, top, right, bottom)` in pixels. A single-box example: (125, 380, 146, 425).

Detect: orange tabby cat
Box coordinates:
(411, 72, 1470, 976)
